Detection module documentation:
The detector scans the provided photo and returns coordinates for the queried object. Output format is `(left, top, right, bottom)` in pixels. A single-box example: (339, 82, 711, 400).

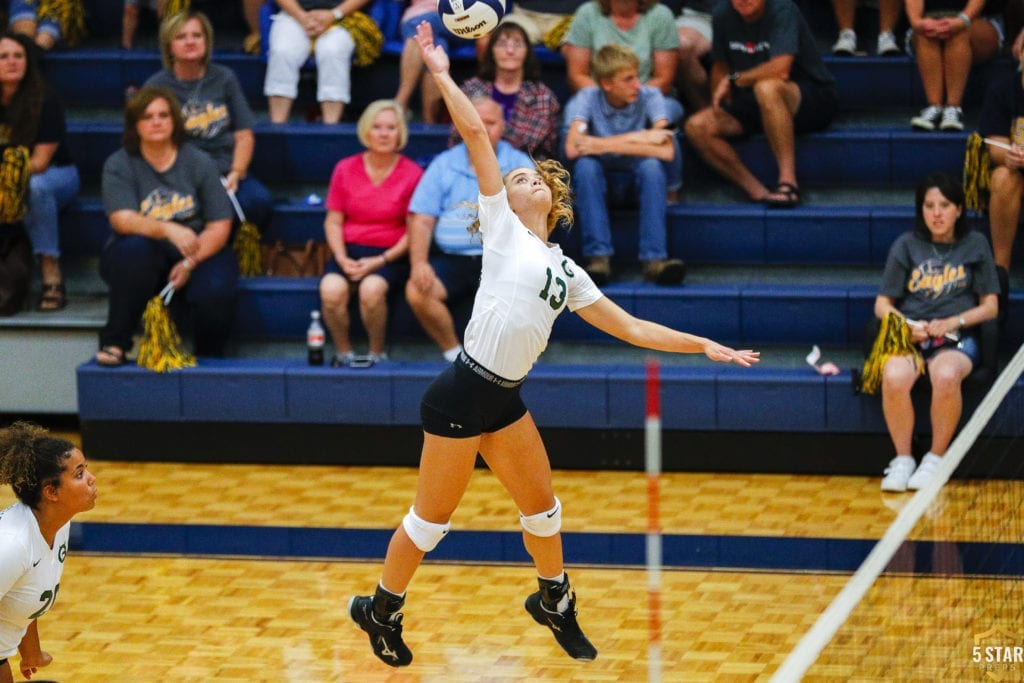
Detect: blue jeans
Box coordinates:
(571, 142, 681, 261)
(9, 0, 61, 39)
(400, 12, 469, 49)
(24, 164, 79, 257)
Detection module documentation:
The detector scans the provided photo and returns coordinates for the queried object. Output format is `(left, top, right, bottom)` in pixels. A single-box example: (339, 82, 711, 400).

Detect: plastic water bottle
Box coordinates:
(307, 310, 325, 365)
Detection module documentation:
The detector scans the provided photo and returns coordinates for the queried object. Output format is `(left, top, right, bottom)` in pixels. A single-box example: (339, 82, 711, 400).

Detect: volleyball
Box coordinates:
(438, 0, 507, 40)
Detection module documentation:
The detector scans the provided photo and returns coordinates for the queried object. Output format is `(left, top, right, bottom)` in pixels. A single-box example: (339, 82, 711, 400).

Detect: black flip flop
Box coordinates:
(96, 346, 125, 367)
(764, 182, 801, 209)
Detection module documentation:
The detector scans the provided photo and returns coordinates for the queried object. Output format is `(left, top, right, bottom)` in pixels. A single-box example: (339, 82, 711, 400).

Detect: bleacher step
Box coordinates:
(65, 119, 970, 190)
(74, 353, 1024, 459)
(67, 196, 1024, 269)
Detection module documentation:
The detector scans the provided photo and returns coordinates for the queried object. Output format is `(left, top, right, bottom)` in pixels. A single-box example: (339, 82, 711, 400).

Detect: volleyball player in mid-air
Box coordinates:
(349, 20, 760, 668)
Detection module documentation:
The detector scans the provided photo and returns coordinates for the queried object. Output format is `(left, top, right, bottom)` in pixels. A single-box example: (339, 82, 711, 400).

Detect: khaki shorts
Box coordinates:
(675, 7, 713, 43)
(501, 7, 570, 45)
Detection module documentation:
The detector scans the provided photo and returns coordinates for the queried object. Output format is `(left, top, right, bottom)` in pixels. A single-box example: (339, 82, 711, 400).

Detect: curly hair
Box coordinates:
(0, 421, 75, 509)
(535, 158, 574, 235)
(468, 159, 574, 236)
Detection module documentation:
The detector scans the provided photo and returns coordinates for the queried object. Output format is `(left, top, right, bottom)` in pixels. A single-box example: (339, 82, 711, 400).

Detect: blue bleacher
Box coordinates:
(65, 119, 971, 187)
(25, 6, 1023, 467)
(59, 197, 915, 266)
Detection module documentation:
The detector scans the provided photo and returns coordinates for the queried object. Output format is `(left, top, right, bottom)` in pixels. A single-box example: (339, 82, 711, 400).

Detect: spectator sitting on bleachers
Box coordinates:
(674, 0, 717, 111)
(0, 32, 79, 311)
(124, 1, 261, 51)
(123, 0, 164, 50)
(875, 173, 1000, 492)
(476, 0, 587, 58)
(561, 0, 680, 97)
(96, 87, 236, 367)
(264, 0, 372, 124)
(394, 0, 470, 123)
(906, 0, 1003, 132)
(684, 0, 839, 208)
(319, 100, 423, 367)
(829, 0, 904, 56)
(405, 96, 533, 361)
(9, 0, 85, 51)
(976, 33, 1022, 290)
(451, 21, 561, 159)
(563, 43, 684, 286)
(145, 10, 273, 239)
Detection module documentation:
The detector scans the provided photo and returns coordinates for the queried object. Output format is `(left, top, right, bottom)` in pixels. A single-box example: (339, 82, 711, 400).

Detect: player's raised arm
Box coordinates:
(414, 21, 502, 196)
(576, 296, 760, 367)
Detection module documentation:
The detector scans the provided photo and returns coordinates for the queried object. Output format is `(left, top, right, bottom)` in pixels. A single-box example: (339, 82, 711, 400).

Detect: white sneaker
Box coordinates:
(832, 29, 857, 56)
(907, 453, 944, 490)
(877, 31, 900, 56)
(939, 106, 964, 132)
(880, 455, 917, 492)
(911, 105, 943, 131)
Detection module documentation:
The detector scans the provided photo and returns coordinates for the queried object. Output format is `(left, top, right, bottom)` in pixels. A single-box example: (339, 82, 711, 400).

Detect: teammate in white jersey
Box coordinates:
(0, 423, 97, 683)
(349, 20, 760, 669)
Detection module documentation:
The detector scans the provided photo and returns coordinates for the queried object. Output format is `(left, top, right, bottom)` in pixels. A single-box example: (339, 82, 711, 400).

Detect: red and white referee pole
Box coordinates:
(645, 358, 663, 683)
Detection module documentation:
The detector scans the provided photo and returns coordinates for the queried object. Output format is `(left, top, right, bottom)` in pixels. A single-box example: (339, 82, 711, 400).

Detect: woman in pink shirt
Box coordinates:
(319, 99, 424, 367)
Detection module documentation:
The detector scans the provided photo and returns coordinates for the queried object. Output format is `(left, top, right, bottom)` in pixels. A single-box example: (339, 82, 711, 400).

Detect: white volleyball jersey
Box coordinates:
(464, 189, 603, 380)
(0, 502, 70, 657)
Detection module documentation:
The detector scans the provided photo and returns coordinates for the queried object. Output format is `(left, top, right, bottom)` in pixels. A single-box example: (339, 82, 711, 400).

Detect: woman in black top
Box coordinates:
(0, 32, 78, 310)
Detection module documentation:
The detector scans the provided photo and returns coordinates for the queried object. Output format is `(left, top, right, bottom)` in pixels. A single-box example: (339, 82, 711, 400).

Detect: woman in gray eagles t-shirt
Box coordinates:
(96, 87, 235, 367)
(145, 10, 273, 235)
(875, 173, 1000, 493)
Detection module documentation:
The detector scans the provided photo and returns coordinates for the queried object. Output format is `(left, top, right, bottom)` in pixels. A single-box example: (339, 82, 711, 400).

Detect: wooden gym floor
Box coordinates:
(2, 431, 1021, 682)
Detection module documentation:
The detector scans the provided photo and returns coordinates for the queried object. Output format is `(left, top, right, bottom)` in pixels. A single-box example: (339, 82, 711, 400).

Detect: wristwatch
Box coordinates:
(332, 7, 344, 21)
(727, 72, 741, 86)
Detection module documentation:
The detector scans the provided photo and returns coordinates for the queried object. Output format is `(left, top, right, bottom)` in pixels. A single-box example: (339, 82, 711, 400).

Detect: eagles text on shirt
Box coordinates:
(908, 261, 967, 299)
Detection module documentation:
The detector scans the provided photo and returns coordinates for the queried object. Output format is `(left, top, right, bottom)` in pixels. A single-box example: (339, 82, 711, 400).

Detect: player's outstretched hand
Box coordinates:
(704, 343, 760, 367)
(415, 20, 449, 75)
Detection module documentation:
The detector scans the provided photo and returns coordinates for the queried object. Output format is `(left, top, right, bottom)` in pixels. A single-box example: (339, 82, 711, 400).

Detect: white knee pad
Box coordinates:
(520, 497, 562, 538)
(402, 506, 451, 552)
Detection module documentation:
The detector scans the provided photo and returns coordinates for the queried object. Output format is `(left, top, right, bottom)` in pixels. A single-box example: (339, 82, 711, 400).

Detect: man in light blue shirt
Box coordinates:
(563, 44, 684, 286)
(406, 97, 533, 360)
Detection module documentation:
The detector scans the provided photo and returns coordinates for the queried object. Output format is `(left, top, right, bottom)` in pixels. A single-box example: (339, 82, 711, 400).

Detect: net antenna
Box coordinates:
(771, 341, 1024, 683)
(646, 357, 663, 683)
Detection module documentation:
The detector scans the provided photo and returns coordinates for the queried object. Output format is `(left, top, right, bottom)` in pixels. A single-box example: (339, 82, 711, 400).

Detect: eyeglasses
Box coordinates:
(494, 40, 526, 50)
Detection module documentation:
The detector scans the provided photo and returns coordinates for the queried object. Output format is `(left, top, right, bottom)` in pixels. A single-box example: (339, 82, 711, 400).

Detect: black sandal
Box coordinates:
(764, 182, 802, 209)
(96, 346, 125, 367)
(37, 282, 67, 311)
